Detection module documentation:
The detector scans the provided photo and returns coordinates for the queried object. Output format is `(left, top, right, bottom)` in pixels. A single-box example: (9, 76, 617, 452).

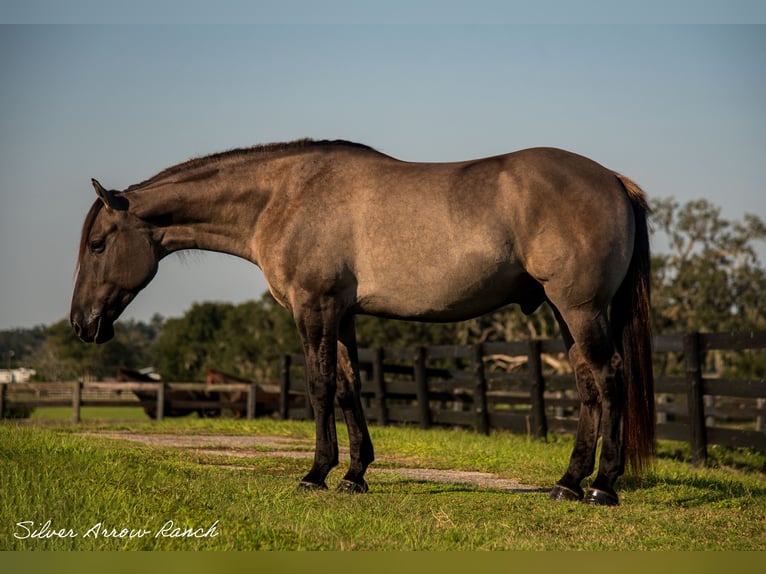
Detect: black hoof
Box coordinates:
(582, 488, 619, 506)
(297, 480, 328, 491)
(550, 484, 584, 502)
(336, 479, 369, 494)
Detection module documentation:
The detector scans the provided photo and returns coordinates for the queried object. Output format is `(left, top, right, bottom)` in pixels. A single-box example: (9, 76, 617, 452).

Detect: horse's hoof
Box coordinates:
(297, 480, 328, 491)
(582, 488, 619, 506)
(336, 479, 369, 494)
(550, 484, 584, 502)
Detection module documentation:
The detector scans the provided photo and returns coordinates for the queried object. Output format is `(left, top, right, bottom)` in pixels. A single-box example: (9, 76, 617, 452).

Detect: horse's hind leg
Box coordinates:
(335, 314, 375, 493)
(550, 307, 602, 502)
(551, 306, 624, 506)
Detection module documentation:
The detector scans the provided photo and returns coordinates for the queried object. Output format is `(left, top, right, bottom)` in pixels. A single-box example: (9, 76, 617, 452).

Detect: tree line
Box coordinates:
(2, 197, 765, 383)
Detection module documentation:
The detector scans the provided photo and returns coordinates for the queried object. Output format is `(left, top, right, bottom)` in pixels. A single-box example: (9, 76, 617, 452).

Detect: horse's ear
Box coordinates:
(92, 179, 127, 212)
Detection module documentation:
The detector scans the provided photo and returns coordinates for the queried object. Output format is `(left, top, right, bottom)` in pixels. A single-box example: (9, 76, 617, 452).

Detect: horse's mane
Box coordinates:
(124, 139, 376, 192)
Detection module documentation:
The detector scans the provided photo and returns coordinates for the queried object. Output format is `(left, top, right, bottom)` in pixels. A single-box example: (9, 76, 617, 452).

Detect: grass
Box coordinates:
(1, 417, 765, 551)
(30, 406, 149, 421)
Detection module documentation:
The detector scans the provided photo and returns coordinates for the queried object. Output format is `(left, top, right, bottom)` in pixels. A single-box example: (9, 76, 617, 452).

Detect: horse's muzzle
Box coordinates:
(70, 313, 115, 344)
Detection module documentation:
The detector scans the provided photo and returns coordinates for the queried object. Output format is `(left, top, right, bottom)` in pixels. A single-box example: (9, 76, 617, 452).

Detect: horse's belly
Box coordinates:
(355, 258, 540, 322)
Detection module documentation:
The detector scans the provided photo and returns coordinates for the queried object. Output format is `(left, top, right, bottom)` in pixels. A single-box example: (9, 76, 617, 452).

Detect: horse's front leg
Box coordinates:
(336, 314, 374, 493)
(295, 300, 340, 490)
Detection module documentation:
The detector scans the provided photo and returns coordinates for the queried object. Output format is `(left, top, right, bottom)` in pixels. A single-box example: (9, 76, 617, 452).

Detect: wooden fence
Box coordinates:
(0, 381, 265, 422)
(2, 330, 764, 465)
(279, 331, 766, 465)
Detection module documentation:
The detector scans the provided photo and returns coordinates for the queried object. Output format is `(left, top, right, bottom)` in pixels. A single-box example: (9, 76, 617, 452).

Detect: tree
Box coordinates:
(451, 304, 559, 345)
(155, 302, 235, 381)
(650, 197, 766, 334)
(650, 198, 766, 379)
(0, 326, 46, 371)
(216, 294, 302, 382)
(154, 295, 306, 381)
(354, 316, 457, 349)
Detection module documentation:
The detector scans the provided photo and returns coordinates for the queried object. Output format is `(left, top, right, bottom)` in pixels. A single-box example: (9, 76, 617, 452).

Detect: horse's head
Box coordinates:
(70, 180, 159, 343)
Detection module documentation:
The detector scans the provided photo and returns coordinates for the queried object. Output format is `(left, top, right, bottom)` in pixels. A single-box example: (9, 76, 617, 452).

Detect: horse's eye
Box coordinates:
(90, 239, 106, 254)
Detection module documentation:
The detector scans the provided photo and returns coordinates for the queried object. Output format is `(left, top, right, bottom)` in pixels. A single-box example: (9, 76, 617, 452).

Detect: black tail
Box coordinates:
(612, 174, 656, 475)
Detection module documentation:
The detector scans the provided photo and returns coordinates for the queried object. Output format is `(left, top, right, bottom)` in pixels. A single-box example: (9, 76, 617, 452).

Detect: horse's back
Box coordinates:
(340, 148, 633, 320)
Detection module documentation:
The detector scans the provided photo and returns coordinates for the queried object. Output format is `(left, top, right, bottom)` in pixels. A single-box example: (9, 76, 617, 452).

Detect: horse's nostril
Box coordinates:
(71, 319, 82, 338)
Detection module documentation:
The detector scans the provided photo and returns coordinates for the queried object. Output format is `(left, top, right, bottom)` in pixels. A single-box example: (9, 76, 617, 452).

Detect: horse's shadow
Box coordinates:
(374, 479, 551, 496)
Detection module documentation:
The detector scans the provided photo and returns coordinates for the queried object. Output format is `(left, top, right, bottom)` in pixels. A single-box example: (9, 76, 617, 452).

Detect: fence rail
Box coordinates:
(2, 330, 765, 465)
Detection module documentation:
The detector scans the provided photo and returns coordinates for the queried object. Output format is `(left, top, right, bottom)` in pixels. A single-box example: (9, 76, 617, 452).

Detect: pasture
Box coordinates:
(2, 417, 764, 551)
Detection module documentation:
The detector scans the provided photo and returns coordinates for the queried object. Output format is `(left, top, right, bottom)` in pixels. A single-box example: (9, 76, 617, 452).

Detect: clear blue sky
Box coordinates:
(1, 10, 765, 329)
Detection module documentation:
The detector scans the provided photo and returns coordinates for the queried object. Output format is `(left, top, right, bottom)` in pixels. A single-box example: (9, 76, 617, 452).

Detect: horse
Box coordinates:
(205, 368, 251, 418)
(116, 367, 221, 419)
(70, 139, 655, 505)
(205, 368, 297, 418)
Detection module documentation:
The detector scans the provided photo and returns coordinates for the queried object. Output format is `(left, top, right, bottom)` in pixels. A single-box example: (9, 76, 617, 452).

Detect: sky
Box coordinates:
(1, 7, 765, 331)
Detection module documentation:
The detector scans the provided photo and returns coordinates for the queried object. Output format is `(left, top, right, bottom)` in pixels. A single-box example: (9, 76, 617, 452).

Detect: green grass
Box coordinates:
(1, 418, 765, 550)
(30, 406, 150, 421)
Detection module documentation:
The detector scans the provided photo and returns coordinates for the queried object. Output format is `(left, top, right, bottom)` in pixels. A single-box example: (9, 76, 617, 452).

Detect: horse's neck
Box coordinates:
(131, 167, 272, 263)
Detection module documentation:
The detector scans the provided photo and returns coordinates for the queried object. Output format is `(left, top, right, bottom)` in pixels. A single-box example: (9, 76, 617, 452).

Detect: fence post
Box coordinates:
(279, 354, 291, 420)
(246, 383, 257, 420)
(528, 339, 548, 439)
(683, 332, 707, 466)
(156, 382, 165, 422)
(72, 381, 82, 424)
(414, 346, 431, 429)
(372, 348, 389, 426)
(472, 344, 489, 435)
(0, 383, 6, 419)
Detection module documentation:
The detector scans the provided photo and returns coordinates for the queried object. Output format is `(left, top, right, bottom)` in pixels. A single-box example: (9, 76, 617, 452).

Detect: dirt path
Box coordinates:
(82, 431, 545, 493)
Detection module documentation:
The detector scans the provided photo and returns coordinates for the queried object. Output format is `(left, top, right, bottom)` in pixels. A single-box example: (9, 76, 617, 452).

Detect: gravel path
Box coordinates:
(82, 431, 545, 493)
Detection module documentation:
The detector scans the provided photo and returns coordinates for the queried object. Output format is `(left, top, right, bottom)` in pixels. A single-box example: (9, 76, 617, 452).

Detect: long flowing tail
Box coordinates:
(612, 174, 656, 475)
